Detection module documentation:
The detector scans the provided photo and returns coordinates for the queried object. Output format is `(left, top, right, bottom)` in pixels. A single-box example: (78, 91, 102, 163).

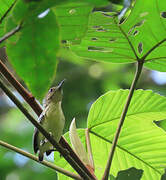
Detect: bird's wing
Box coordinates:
(33, 112, 45, 153)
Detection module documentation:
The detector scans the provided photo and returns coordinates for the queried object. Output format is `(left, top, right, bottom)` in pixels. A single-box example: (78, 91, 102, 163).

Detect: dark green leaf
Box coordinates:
(6, 10, 60, 99)
(116, 167, 143, 180)
(53, 2, 93, 44)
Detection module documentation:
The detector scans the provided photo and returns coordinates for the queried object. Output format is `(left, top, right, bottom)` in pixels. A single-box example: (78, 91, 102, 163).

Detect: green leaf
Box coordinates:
(122, 0, 166, 72)
(6, 10, 60, 100)
(70, 0, 166, 72)
(0, 0, 15, 19)
(53, 2, 93, 44)
(87, 89, 166, 179)
(55, 90, 166, 179)
(71, 12, 136, 64)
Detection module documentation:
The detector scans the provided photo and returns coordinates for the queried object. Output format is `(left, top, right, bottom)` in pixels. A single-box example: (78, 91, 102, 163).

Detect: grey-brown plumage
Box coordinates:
(33, 80, 65, 161)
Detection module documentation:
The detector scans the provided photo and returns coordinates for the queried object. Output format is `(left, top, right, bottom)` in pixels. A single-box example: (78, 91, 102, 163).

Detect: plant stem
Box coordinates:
(0, 23, 22, 44)
(0, 140, 82, 180)
(0, 60, 96, 179)
(0, 80, 93, 180)
(102, 60, 144, 180)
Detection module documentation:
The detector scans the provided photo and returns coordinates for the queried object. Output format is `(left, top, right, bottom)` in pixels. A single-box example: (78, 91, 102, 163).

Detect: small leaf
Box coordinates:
(69, 118, 90, 166)
(116, 167, 143, 180)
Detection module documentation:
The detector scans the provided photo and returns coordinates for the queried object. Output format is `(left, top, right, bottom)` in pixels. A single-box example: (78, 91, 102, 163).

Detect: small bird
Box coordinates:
(33, 80, 65, 161)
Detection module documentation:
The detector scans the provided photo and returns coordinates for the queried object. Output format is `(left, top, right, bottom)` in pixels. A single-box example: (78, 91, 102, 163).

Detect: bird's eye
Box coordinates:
(49, 88, 53, 93)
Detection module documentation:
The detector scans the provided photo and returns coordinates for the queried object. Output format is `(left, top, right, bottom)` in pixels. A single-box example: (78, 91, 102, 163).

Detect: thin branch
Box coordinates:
(142, 38, 166, 60)
(0, 23, 22, 44)
(0, 0, 17, 24)
(0, 140, 82, 180)
(0, 79, 93, 180)
(102, 60, 144, 180)
(86, 128, 95, 170)
(0, 60, 96, 179)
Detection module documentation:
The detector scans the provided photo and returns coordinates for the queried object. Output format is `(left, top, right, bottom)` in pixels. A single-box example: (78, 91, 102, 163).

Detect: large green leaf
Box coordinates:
(6, 9, 59, 100)
(70, 0, 166, 72)
(122, 0, 166, 72)
(55, 90, 166, 179)
(71, 12, 136, 64)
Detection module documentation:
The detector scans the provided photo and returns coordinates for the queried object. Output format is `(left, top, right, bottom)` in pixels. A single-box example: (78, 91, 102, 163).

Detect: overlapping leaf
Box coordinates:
(0, 0, 15, 19)
(55, 90, 166, 179)
(70, 0, 166, 72)
(53, 2, 93, 44)
(71, 12, 136, 63)
(6, 7, 59, 99)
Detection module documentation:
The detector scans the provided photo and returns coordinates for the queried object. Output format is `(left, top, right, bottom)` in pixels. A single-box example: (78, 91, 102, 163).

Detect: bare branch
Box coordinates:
(0, 140, 82, 180)
(0, 23, 22, 44)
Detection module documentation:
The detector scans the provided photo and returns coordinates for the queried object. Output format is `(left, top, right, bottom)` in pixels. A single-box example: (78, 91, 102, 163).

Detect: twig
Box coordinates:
(0, 0, 17, 24)
(86, 128, 95, 170)
(0, 79, 93, 180)
(0, 60, 96, 179)
(0, 140, 82, 180)
(0, 23, 22, 44)
(102, 60, 144, 180)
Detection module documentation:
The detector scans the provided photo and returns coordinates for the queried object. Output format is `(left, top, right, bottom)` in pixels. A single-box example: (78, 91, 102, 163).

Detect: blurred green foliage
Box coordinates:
(1, 59, 166, 179)
(1, 0, 166, 179)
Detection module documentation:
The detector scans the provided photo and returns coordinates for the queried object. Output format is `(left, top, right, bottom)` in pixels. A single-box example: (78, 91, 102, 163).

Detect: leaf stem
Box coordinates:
(0, 60, 96, 179)
(0, 140, 82, 180)
(102, 60, 144, 180)
(0, 23, 22, 44)
(0, 79, 93, 180)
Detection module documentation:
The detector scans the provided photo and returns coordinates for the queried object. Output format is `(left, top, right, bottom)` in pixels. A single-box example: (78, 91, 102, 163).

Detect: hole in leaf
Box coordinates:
(128, 20, 145, 35)
(96, 28, 107, 32)
(93, 26, 101, 29)
(133, 30, 139, 36)
(88, 46, 113, 52)
(69, 9, 76, 15)
(38, 9, 50, 18)
(140, 12, 149, 17)
(109, 38, 116, 43)
(91, 37, 98, 41)
(88, 46, 104, 51)
(62, 40, 67, 44)
(138, 42, 143, 54)
(161, 12, 166, 18)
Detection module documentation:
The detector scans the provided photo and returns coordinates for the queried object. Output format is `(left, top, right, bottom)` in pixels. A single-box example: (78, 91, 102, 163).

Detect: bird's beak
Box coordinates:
(57, 79, 66, 90)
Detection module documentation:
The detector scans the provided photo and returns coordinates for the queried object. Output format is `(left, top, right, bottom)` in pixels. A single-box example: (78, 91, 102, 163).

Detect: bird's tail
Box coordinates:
(38, 151, 44, 161)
